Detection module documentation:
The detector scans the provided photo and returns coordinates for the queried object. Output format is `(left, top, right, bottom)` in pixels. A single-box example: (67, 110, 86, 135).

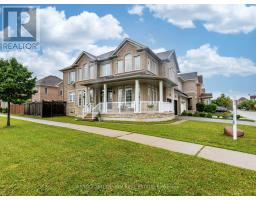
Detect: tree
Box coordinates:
(212, 94, 232, 109)
(0, 58, 36, 127)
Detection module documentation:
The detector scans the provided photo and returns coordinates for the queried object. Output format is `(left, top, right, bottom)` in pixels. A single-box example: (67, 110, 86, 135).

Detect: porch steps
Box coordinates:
(83, 113, 97, 121)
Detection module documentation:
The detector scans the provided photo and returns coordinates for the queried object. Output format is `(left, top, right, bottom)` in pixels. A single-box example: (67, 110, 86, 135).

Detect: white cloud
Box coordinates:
(128, 5, 145, 16)
(146, 5, 256, 34)
(0, 7, 126, 79)
(178, 44, 256, 78)
(39, 7, 126, 50)
(153, 48, 167, 53)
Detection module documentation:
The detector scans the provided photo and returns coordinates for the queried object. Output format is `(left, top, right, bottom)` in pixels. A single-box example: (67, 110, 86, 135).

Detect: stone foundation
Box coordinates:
(100, 112, 175, 122)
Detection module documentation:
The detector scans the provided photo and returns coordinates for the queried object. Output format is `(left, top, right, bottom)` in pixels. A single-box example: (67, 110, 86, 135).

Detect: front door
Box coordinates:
(107, 88, 113, 110)
(174, 100, 178, 115)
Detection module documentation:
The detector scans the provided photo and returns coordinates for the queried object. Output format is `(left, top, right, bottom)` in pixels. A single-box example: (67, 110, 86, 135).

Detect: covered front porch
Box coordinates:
(82, 78, 176, 119)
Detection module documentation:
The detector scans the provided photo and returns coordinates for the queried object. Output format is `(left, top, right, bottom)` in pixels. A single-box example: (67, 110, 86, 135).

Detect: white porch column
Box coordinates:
(83, 87, 89, 113)
(103, 83, 107, 113)
(135, 80, 140, 113)
(159, 80, 163, 112)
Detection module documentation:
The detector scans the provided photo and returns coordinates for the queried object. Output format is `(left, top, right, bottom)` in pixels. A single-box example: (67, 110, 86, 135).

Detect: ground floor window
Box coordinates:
(77, 91, 83, 107)
(148, 85, 158, 102)
(69, 92, 76, 103)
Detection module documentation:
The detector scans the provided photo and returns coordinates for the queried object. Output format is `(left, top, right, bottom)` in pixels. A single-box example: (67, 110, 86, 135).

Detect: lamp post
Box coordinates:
(232, 97, 237, 140)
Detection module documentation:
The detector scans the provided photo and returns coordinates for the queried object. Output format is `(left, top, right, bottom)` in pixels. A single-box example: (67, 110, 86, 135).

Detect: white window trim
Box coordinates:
(134, 55, 141, 70)
(68, 91, 76, 103)
(68, 71, 76, 84)
(124, 53, 132, 72)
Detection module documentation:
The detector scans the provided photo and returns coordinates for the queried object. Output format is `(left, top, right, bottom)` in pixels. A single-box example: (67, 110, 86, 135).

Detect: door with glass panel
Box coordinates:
(125, 87, 133, 111)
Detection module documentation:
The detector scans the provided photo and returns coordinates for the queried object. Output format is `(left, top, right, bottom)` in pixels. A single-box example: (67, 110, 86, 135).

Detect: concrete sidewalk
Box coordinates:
(178, 116, 256, 127)
(1, 114, 256, 171)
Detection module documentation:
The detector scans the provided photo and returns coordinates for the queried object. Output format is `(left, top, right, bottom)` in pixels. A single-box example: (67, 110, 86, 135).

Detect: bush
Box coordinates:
(0, 108, 8, 113)
(222, 112, 231, 119)
(193, 112, 200, 117)
(206, 113, 213, 118)
(199, 112, 207, 117)
(196, 103, 205, 112)
(204, 103, 217, 113)
(181, 111, 187, 116)
(187, 112, 193, 116)
(237, 114, 241, 119)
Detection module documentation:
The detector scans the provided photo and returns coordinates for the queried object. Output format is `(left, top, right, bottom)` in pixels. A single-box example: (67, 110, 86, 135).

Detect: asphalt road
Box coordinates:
(237, 110, 256, 121)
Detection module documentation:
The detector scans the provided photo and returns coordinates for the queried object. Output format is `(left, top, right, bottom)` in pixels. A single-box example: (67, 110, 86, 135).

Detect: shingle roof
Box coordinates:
(36, 75, 62, 87)
(97, 50, 115, 60)
(156, 50, 174, 60)
(178, 72, 198, 81)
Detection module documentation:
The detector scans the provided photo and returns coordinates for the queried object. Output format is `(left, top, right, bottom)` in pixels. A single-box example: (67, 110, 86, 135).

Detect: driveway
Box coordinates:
(238, 110, 256, 121)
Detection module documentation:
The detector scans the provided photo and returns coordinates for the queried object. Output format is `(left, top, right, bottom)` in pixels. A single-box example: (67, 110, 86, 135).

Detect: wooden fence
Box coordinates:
(24, 101, 66, 117)
(10, 104, 25, 115)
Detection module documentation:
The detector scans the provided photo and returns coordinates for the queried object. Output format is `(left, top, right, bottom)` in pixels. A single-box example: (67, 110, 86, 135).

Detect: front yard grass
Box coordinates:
(1, 118, 256, 195)
(37, 116, 256, 155)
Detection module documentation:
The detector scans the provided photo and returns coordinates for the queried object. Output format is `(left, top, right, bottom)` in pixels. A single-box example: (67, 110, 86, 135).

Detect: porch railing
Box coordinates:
(88, 101, 173, 119)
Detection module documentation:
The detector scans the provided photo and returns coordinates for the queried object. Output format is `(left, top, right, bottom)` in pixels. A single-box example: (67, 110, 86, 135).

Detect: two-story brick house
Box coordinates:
(60, 38, 211, 121)
(32, 75, 63, 102)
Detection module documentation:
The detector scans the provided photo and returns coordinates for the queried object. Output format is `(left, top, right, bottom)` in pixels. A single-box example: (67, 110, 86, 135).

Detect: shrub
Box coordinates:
(199, 112, 206, 117)
(181, 111, 187, 116)
(222, 112, 231, 119)
(237, 114, 241, 119)
(0, 108, 8, 113)
(193, 112, 200, 117)
(187, 112, 193, 116)
(204, 103, 217, 113)
(206, 113, 213, 118)
(196, 103, 205, 112)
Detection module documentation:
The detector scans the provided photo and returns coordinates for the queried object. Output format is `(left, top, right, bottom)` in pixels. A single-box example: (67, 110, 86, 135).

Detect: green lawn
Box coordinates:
(1, 118, 256, 195)
(31, 116, 256, 155)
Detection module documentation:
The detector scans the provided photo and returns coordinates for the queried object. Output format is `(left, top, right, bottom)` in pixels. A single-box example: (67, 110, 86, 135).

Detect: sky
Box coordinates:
(0, 4, 256, 99)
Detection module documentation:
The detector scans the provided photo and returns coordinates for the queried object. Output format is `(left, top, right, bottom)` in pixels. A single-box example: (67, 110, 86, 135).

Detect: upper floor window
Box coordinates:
(83, 64, 89, 80)
(68, 71, 75, 84)
(44, 87, 48, 95)
(78, 68, 83, 81)
(100, 63, 112, 77)
(59, 89, 63, 96)
(124, 54, 132, 72)
(147, 58, 158, 75)
(89, 65, 95, 79)
(117, 60, 124, 73)
(134, 56, 141, 70)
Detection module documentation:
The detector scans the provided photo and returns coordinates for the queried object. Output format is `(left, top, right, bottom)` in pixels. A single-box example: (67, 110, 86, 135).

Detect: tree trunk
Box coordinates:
(7, 101, 10, 127)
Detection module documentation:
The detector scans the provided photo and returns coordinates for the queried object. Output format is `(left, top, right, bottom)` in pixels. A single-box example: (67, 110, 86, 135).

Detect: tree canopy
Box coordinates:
(0, 58, 36, 126)
(211, 94, 232, 109)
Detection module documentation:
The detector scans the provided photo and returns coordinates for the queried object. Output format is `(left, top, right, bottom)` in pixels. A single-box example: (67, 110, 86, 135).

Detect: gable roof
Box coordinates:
(178, 72, 198, 81)
(156, 50, 180, 73)
(60, 38, 180, 71)
(36, 75, 62, 87)
(111, 38, 147, 56)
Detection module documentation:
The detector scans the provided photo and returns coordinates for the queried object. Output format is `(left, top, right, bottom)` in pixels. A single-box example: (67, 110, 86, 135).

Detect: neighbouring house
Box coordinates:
(32, 75, 64, 102)
(250, 95, 256, 100)
(178, 72, 212, 111)
(60, 38, 212, 121)
(238, 97, 248, 104)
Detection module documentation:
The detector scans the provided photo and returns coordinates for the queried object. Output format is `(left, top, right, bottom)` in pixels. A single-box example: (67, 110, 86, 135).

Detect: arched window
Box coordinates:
(124, 54, 132, 72)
